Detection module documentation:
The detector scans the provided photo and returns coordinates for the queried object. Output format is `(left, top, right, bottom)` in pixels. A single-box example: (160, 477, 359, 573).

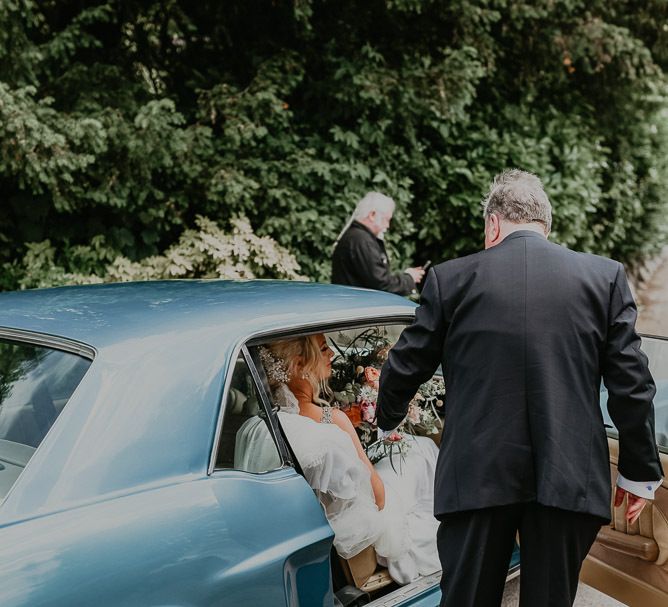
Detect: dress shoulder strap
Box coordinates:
(321, 405, 333, 424)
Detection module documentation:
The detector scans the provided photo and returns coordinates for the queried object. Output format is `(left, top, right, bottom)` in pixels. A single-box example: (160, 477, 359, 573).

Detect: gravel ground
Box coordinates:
(501, 578, 626, 606)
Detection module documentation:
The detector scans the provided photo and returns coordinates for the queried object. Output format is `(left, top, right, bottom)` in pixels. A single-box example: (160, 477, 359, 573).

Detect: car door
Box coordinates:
(582, 335, 668, 607)
(0, 340, 334, 607)
(208, 346, 335, 606)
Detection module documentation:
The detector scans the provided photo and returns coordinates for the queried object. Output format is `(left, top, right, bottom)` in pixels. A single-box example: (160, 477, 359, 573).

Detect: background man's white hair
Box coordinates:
(352, 192, 396, 220)
(334, 192, 396, 248)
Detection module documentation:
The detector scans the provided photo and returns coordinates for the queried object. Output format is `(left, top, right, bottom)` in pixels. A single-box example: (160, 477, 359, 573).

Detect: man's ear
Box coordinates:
(485, 213, 502, 249)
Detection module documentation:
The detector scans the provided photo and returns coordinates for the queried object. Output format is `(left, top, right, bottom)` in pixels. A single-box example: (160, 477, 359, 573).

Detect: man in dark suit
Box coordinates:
(331, 192, 425, 295)
(376, 169, 664, 606)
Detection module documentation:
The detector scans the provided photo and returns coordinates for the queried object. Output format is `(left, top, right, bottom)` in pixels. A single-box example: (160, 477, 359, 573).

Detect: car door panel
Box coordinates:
(208, 470, 334, 606)
(0, 470, 334, 606)
(582, 438, 668, 607)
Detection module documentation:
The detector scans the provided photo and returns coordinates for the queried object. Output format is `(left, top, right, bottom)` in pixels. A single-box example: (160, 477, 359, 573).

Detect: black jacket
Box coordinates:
(331, 222, 415, 295)
(377, 231, 663, 521)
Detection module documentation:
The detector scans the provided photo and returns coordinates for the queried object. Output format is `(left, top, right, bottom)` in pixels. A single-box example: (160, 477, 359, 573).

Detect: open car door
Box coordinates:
(582, 334, 668, 607)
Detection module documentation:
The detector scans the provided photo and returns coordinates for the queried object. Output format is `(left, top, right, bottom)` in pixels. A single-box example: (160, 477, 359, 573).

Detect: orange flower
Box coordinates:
(364, 366, 380, 383)
(343, 404, 362, 427)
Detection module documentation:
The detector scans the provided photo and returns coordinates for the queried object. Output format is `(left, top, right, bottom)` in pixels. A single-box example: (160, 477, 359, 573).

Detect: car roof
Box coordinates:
(0, 280, 415, 351)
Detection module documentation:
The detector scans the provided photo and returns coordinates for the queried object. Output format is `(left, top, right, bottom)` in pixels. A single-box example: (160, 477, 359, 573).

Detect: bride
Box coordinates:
(260, 333, 440, 585)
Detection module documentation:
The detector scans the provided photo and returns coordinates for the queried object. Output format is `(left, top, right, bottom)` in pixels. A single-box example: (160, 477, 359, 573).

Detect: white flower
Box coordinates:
(359, 385, 377, 402)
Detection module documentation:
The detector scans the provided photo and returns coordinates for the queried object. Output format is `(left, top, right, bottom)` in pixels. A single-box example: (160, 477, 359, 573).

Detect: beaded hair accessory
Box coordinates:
(258, 346, 290, 384)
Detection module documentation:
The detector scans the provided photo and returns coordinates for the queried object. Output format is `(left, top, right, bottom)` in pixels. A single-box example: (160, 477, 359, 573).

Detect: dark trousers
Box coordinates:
(437, 502, 604, 607)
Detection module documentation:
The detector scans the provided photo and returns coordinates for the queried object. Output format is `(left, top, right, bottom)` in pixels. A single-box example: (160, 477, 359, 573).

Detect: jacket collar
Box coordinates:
(351, 220, 381, 240)
(501, 230, 548, 243)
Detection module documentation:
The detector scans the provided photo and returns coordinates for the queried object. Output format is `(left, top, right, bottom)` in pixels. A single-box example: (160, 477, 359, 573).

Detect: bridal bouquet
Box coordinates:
(329, 328, 445, 463)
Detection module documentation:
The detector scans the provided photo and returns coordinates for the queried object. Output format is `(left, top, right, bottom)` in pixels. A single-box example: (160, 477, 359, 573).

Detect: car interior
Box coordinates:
(0, 439, 36, 500)
(582, 335, 668, 607)
(214, 323, 448, 606)
(0, 341, 91, 502)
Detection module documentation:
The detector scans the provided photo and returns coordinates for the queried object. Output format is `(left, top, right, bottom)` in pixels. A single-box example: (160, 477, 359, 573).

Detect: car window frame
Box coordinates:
(0, 328, 96, 361)
(244, 343, 294, 468)
(604, 333, 668, 455)
(207, 346, 290, 475)
(0, 328, 96, 503)
(643, 333, 668, 455)
(207, 314, 415, 476)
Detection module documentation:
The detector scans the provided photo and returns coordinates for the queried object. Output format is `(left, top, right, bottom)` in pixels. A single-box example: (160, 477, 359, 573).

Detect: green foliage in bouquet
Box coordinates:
(1, 1, 667, 289)
(328, 327, 444, 467)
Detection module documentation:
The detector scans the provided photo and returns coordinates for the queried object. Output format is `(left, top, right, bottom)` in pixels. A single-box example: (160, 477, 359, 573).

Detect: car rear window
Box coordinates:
(0, 338, 91, 499)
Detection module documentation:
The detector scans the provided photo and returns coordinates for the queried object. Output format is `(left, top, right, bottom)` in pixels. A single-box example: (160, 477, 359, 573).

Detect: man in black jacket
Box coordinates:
(376, 169, 663, 606)
(331, 192, 424, 295)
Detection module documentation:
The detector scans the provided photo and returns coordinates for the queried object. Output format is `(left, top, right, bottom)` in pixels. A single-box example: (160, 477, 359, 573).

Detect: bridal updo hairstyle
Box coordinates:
(267, 335, 332, 407)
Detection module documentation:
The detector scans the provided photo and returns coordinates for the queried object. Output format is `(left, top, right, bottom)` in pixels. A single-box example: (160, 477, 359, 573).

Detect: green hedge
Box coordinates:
(1, 0, 667, 288)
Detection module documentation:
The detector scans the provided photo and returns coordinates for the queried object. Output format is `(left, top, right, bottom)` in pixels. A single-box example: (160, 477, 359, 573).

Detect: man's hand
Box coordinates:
(405, 267, 426, 284)
(614, 486, 647, 524)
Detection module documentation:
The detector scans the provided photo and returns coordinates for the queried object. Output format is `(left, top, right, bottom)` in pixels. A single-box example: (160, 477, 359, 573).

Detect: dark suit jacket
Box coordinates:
(377, 231, 663, 521)
(331, 222, 415, 295)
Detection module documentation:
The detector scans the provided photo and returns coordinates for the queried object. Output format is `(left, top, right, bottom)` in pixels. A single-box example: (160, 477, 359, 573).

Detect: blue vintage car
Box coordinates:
(0, 280, 521, 606)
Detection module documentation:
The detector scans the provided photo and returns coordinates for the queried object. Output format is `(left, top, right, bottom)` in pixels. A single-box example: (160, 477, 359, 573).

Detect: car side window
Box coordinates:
(0, 338, 91, 500)
(601, 336, 668, 451)
(645, 337, 668, 451)
(215, 354, 282, 473)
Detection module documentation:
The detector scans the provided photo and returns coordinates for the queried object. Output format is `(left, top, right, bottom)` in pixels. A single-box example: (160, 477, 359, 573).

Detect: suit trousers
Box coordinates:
(437, 502, 605, 607)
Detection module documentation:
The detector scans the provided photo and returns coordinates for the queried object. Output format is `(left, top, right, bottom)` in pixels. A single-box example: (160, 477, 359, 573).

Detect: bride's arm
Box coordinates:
(330, 409, 385, 510)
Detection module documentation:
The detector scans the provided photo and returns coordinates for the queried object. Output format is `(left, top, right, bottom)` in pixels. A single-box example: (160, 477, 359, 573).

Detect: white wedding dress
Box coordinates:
(261, 383, 441, 584)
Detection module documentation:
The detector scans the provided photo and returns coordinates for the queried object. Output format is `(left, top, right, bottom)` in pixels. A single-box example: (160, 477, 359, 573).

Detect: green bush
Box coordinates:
(0, 0, 666, 289)
(7, 215, 305, 289)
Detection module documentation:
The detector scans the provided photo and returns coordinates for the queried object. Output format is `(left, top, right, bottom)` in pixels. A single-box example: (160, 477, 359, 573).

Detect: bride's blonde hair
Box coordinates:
(267, 335, 332, 407)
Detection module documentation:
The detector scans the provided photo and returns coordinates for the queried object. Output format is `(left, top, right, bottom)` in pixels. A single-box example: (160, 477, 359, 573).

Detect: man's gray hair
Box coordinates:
(482, 169, 552, 231)
(352, 192, 396, 220)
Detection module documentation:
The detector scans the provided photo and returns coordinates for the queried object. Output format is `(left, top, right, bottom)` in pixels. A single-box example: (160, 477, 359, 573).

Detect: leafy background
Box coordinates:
(1, 0, 667, 288)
